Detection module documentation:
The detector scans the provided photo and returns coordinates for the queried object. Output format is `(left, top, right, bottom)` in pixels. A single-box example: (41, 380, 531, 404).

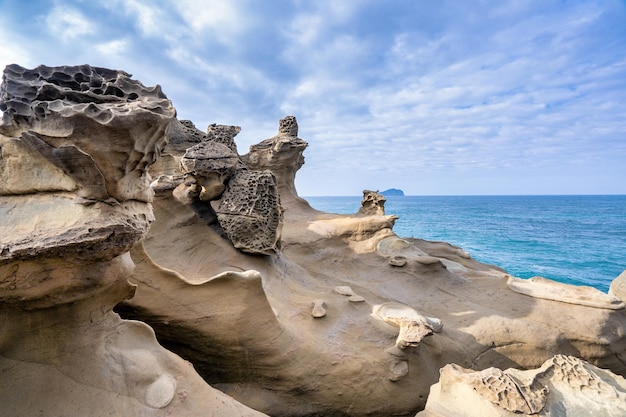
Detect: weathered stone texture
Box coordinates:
(216, 169, 282, 254)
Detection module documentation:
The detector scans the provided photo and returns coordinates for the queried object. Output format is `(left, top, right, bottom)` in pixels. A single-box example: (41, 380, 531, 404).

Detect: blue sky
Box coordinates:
(1, 0, 625, 196)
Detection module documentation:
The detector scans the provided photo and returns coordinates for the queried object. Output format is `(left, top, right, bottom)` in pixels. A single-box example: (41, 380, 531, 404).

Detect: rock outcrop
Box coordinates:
(2, 64, 626, 417)
(120, 112, 626, 416)
(417, 354, 626, 417)
(216, 169, 283, 254)
(242, 115, 308, 205)
(0, 64, 267, 417)
(358, 189, 387, 216)
(155, 117, 283, 254)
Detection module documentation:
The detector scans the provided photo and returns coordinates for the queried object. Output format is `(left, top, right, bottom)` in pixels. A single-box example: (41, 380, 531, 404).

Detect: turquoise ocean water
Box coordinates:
(304, 195, 626, 293)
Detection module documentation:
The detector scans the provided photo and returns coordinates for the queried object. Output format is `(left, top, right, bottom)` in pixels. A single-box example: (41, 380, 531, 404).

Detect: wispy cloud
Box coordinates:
(1, 0, 624, 195)
(45, 5, 94, 40)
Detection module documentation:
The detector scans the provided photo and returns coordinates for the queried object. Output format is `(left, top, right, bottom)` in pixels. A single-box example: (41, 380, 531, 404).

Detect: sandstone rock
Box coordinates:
(389, 255, 408, 267)
(216, 169, 283, 255)
(121, 113, 626, 416)
(9, 65, 621, 417)
(242, 115, 308, 204)
(373, 302, 443, 350)
(311, 299, 327, 318)
(507, 275, 625, 310)
(180, 141, 239, 201)
(207, 123, 241, 153)
(417, 355, 626, 417)
(609, 269, 626, 303)
(358, 189, 387, 216)
(0, 64, 267, 417)
(0, 64, 174, 203)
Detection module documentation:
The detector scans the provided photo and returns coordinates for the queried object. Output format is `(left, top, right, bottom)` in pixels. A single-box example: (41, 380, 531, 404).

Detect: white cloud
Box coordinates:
(113, 0, 166, 38)
(1, 0, 624, 195)
(45, 5, 94, 40)
(95, 39, 129, 57)
(172, 0, 243, 34)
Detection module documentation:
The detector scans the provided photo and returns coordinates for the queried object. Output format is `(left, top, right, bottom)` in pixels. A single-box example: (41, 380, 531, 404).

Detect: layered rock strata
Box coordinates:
(2, 63, 626, 417)
(119, 113, 626, 416)
(0, 64, 267, 417)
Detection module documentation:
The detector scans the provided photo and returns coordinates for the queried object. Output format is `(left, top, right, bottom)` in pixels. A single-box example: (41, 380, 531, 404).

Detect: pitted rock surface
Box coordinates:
(207, 123, 241, 153)
(216, 170, 282, 255)
(181, 141, 239, 177)
(359, 190, 386, 216)
(0, 64, 267, 417)
(418, 355, 626, 417)
(165, 119, 207, 154)
(0, 64, 174, 263)
(0, 64, 175, 203)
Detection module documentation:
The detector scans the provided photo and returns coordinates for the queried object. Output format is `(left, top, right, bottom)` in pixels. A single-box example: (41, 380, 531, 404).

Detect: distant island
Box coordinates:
(380, 188, 405, 196)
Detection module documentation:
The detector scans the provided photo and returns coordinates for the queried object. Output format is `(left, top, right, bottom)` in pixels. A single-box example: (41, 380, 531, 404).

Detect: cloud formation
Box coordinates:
(1, 0, 624, 195)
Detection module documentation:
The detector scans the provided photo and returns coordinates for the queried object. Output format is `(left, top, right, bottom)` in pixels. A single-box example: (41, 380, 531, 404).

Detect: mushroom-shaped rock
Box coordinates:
(180, 141, 239, 201)
(0, 63, 174, 204)
(373, 302, 442, 349)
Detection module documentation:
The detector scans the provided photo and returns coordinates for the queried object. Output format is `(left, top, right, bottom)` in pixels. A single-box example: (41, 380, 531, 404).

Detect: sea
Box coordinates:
(304, 195, 626, 293)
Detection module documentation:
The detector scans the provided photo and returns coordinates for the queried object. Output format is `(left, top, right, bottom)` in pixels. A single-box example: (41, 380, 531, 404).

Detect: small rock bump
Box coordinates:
(389, 360, 409, 381)
(389, 255, 407, 267)
(348, 295, 365, 303)
(334, 286, 354, 296)
(145, 373, 177, 409)
(312, 299, 327, 318)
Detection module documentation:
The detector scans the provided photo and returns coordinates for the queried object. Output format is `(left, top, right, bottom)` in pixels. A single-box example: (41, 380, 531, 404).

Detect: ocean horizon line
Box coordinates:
(302, 193, 626, 198)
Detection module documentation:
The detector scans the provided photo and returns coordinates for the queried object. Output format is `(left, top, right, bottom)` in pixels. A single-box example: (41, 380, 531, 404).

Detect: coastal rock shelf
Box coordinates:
(417, 355, 626, 417)
(2, 64, 626, 417)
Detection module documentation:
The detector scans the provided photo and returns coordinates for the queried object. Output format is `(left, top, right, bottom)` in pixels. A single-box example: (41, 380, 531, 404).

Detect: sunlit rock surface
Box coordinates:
(416, 355, 626, 417)
(120, 114, 626, 416)
(0, 64, 267, 417)
(2, 64, 626, 417)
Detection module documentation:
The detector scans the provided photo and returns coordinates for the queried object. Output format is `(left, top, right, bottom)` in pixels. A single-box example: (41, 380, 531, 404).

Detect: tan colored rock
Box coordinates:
(0, 64, 174, 203)
(373, 302, 443, 350)
(507, 275, 625, 310)
(358, 189, 387, 216)
(0, 64, 267, 417)
(609, 269, 626, 302)
(180, 141, 239, 201)
(358, 190, 387, 216)
(6, 66, 612, 417)
(207, 123, 241, 153)
(311, 299, 327, 318)
(120, 114, 626, 417)
(242, 115, 308, 205)
(417, 355, 626, 417)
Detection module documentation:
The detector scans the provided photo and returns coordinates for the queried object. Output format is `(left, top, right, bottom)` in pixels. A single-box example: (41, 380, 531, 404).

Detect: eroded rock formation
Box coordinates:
(154, 117, 283, 254)
(2, 64, 626, 417)
(216, 169, 282, 254)
(359, 189, 387, 216)
(119, 111, 626, 417)
(417, 354, 626, 417)
(0, 64, 267, 417)
(242, 115, 308, 204)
